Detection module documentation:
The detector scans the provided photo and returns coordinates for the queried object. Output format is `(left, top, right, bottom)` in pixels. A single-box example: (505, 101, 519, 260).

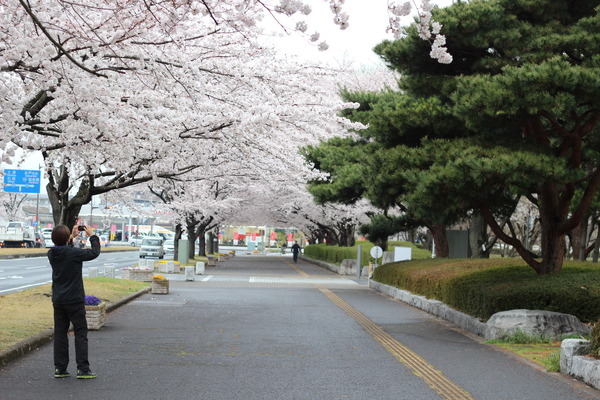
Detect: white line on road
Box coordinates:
(25, 266, 48, 270)
(201, 275, 213, 281)
(0, 280, 52, 294)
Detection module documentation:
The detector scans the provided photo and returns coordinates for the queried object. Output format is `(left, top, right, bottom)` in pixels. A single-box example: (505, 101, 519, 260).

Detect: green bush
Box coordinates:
(304, 241, 431, 267)
(372, 258, 600, 323)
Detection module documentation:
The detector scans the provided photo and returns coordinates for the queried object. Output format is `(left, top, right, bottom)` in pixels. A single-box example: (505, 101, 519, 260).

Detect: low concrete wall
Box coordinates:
(560, 339, 600, 390)
(369, 280, 487, 337)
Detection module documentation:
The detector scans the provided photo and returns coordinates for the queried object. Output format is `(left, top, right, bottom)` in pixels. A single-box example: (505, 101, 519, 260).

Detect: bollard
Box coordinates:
(88, 267, 98, 278)
(185, 266, 194, 281)
(166, 261, 174, 274)
(195, 261, 205, 275)
(138, 259, 147, 268)
(105, 266, 115, 278)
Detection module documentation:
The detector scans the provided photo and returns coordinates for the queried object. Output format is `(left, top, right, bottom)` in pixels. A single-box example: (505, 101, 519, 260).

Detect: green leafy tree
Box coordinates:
(374, 0, 600, 274)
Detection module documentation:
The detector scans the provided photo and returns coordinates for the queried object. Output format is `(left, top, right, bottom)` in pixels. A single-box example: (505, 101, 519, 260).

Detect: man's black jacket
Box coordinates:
(48, 235, 101, 304)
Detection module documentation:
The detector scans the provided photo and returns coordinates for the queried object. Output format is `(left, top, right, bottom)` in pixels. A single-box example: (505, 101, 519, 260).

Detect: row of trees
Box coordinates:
(306, 0, 600, 275)
(3, 1, 425, 257)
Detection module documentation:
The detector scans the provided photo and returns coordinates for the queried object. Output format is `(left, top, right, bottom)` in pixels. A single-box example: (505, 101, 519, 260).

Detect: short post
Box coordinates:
(185, 266, 194, 281)
(88, 267, 98, 278)
(195, 261, 205, 275)
(105, 266, 115, 278)
(166, 261, 174, 274)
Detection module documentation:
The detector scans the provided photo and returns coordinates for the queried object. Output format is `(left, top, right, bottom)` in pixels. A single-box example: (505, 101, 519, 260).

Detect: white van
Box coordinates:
(139, 237, 165, 259)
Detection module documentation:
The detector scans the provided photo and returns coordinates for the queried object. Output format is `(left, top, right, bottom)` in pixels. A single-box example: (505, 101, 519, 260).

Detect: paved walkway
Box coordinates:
(0, 255, 597, 400)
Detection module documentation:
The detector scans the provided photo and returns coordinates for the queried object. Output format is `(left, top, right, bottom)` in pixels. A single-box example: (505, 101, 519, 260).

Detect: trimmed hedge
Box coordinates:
(304, 241, 431, 267)
(372, 258, 600, 323)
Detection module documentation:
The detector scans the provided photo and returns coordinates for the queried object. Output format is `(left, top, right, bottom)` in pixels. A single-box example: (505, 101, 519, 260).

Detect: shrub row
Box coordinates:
(372, 258, 600, 323)
(304, 241, 431, 267)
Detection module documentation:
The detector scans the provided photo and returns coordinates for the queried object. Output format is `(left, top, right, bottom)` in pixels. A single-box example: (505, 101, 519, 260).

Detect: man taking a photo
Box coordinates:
(48, 224, 100, 379)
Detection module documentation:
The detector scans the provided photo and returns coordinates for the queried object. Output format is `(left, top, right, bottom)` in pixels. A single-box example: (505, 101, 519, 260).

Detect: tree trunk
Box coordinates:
(537, 211, 566, 274)
(198, 232, 207, 257)
(173, 224, 183, 262)
(469, 210, 490, 258)
(186, 221, 198, 259)
(337, 222, 356, 247)
(375, 237, 388, 252)
(593, 227, 600, 263)
(578, 217, 590, 261)
(429, 224, 448, 258)
(568, 222, 582, 260)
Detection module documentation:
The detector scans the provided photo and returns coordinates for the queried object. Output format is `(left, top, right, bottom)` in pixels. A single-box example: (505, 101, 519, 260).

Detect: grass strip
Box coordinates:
(0, 277, 149, 352)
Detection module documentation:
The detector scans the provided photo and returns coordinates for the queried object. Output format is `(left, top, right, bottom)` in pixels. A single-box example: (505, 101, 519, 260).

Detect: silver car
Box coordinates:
(163, 239, 175, 254)
(139, 238, 165, 259)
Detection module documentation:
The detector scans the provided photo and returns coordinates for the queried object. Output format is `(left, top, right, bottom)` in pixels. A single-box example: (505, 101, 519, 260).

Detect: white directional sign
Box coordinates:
(3, 169, 41, 194)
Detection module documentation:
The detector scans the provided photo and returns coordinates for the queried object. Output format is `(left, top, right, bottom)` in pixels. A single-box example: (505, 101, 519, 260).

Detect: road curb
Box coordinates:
(0, 286, 150, 367)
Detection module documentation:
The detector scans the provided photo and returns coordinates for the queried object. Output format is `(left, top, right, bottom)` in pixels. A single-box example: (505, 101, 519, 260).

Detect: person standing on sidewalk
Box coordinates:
(291, 241, 301, 263)
(48, 224, 101, 379)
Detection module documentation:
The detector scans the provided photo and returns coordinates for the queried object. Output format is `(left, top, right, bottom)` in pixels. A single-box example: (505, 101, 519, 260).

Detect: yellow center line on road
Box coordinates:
(317, 286, 475, 400)
(284, 259, 310, 277)
(282, 257, 474, 399)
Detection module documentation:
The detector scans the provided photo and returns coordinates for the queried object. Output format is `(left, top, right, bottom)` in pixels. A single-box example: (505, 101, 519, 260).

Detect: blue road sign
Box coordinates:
(3, 169, 41, 194)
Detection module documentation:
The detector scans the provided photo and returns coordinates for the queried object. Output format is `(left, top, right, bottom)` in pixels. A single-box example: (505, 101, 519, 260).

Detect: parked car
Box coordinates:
(41, 230, 54, 247)
(139, 238, 165, 259)
(129, 235, 145, 246)
(163, 239, 175, 254)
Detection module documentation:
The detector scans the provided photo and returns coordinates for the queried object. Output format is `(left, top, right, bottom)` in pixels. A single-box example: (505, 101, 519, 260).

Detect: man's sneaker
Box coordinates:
(54, 368, 70, 378)
(76, 370, 97, 379)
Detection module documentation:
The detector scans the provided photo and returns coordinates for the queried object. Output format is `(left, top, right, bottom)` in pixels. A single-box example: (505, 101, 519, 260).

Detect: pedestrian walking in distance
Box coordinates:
(291, 241, 301, 263)
(48, 224, 101, 379)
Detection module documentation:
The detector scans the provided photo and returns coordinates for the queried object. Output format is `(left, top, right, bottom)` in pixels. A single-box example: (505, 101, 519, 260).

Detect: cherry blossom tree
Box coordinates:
(1, 0, 449, 232)
(1, 0, 365, 226)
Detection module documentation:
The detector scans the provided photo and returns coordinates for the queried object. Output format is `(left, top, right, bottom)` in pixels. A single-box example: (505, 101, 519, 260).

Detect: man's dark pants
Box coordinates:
(53, 302, 90, 372)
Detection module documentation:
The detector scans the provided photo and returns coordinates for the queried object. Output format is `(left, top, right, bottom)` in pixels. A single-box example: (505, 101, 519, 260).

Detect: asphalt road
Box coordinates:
(0, 255, 597, 400)
(0, 250, 142, 295)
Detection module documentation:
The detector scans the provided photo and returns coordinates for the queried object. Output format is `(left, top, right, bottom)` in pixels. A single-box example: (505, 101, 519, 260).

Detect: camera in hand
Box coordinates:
(78, 225, 86, 231)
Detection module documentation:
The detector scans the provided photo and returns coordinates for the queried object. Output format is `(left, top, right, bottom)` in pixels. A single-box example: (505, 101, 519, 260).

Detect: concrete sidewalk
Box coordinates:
(0, 256, 597, 400)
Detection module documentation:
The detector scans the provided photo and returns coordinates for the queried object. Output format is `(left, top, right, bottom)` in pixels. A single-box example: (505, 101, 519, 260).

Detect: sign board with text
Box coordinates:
(3, 169, 41, 194)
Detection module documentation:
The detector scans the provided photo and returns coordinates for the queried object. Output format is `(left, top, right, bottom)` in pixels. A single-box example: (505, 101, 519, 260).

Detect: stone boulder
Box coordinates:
(339, 259, 357, 275)
(485, 309, 592, 340)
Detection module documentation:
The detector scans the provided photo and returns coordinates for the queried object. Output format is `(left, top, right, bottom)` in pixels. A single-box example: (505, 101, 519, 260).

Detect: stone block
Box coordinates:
(185, 266, 194, 281)
(166, 261, 174, 274)
(485, 309, 592, 340)
(339, 259, 357, 275)
(560, 339, 592, 374)
(195, 262, 205, 275)
(88, 267, 98, 278)
(105, 266, 115, 278)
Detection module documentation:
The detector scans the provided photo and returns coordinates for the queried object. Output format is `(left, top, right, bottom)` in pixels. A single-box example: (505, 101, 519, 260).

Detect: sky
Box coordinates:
(265, 0, 455, 69)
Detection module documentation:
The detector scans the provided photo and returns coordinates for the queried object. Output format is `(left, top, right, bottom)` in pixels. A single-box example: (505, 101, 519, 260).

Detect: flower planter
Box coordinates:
(121, 269, 153, 281)
(158, 261, 181, 273)
(85, 301, 107, 330)
(151, 279, 169, 294)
